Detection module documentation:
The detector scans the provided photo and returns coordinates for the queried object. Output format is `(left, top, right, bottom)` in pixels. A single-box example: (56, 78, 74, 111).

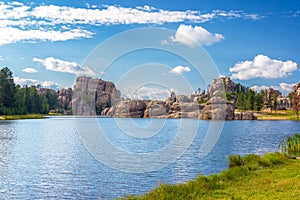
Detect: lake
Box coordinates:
(0, 117, 299, 199)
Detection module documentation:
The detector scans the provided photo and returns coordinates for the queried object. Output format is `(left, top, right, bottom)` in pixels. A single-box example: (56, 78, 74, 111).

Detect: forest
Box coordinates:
(0, 67, 58, 115)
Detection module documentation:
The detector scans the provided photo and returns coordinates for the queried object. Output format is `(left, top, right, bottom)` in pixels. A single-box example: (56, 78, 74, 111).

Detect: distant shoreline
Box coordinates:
(0, 110, 299, 121)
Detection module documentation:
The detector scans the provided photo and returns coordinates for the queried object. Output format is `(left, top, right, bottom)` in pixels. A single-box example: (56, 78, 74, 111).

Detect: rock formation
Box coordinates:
(72, 76, 121, 115)
(235, 111, 257, 120)
(57, 88, 72, 109)
(208, 77, 234, 97)
(103, 94, 201, 119)
(68, 76, 261, 120)
(199, 77, 235, 120)
(199, 97, 235, 120)
(295, 81, 300, 96)
(112, 100, 146, 118)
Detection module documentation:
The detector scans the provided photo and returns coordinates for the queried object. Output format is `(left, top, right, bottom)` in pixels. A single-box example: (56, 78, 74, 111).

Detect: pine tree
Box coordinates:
(0, 67, 16, 114)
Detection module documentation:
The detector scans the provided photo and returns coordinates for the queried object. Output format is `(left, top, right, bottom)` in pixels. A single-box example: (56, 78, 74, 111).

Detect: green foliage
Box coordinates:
(0, 67, 59, 115)
(0, 67, 16, 113)
(228, 155, 245, 167)
(234, 83, 266, 112)
(229, 153, 285, 170)
(292, 91, 299, 119)
(255, 92, 264, 112)
(0, 114, 45, 120)
(236, 93, 246, 110)
(278, 133, 300, 158)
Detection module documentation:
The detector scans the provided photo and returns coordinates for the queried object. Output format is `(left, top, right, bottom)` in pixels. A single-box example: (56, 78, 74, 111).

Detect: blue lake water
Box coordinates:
(0, 117, 299, 199)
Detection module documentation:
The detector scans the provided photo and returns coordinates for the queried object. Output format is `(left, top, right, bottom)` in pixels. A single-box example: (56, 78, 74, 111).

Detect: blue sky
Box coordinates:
(0, 0, 299, 99)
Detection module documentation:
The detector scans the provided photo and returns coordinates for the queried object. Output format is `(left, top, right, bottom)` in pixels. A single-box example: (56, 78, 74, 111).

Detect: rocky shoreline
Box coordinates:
(70, 76, 257, 120)
(49, 75, 299, 120)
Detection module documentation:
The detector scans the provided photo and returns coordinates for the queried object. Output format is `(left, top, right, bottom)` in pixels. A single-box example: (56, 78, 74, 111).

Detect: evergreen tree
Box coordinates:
(292, 91, 299, 119)
(236, 93, 246, 111)
(273, 93, 278, 113)
(247, 89, 255, 111)
(255, 92, 264, 112)
(0, 67, 16, 114)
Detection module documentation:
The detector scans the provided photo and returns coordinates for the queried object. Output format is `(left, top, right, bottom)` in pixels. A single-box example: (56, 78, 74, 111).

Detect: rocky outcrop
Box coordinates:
(199, 97, 235, 120)
(112, 100, 146, 118)
(69, 76, 260, 120)
(265, 88, 282, 99)
(200, 77, 235, 120)
(235, 112, 257, 120)
(57, 88, 72, 108)
(144, 99, 200, 119)
(144, 100, 168, 118)
(208, 77, 234, 97)
(72, 76, 121, 115)
(103, 94, 201, 119)
(295, 81, 300, 96)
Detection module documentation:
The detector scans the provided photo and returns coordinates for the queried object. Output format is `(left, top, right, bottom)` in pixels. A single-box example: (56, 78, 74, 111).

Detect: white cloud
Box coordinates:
(169, 24, 224, 47)
(22, 67, 38, 73)
(230, 54, 298, 80)
(124, 86, 172, 100)
(169, 65, 191, 74)
(251, 85, 269, 92)
(33, 57, 96, 77)
(0, 27, 93, 45)
(252, 82, 295, 93)
(0, 2, 262, 45)
(279, 83, 295, 92)
(14, 77, 60, 90)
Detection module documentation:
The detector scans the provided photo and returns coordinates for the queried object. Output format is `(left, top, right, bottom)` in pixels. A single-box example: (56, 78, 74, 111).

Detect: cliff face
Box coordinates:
(72, 76, 121, 115)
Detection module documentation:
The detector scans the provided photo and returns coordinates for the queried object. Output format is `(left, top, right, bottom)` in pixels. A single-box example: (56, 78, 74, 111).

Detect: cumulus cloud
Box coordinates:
(230, 54, 298, 80)
(124, 86, 172, 100)
(33, 57, 96, 77)
(169, 65, 191, 74)
(14, 77, 60, 90)
(169, 24, 224, 47)
(251, 85, 269, 91)
(0, 2, 262, 45)
(279, 83, 295, 92)
(252, 82, 295, 93)
(22, 67, 38, 73)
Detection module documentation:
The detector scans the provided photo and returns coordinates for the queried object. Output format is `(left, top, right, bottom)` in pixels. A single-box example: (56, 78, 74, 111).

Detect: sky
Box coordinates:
(0, 0, 299, 99)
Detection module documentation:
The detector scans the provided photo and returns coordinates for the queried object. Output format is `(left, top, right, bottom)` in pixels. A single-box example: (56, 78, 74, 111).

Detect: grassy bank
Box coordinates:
(254, 110, 298, 120)
(123, 153, 300, 200)
(0, 114, 45, 120)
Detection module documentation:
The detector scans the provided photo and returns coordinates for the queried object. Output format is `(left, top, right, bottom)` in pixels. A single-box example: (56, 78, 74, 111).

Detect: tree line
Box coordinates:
(0, 67, 58, 115)
(233, 83, 265, 112)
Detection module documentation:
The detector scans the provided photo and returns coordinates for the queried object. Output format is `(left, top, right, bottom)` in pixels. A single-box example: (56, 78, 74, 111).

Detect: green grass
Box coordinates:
(0, 114, 45, 120)
(254, 110, 299, 120)
(122, 153, 300, 200)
